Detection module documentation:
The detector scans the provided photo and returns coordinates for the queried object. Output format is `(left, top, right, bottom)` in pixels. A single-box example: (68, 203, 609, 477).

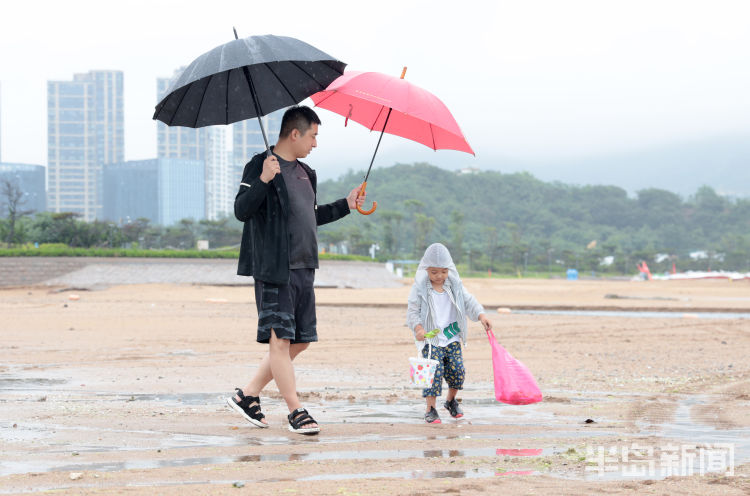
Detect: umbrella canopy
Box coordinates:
(153, 33, 346, 150)
(310, 70, 474, 155)
(310, 69, 473, 214)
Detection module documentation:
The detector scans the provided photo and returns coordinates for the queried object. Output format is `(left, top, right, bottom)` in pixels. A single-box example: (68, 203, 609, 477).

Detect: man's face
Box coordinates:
(294, 123, 318, 158)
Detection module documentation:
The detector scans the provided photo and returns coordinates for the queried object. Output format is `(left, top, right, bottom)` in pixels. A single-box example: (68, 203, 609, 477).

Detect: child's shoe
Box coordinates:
(444, 398, 463, 418)
(424, 406, 442, 424)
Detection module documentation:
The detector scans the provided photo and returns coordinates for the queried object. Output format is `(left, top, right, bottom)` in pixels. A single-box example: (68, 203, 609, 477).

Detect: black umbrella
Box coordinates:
(153, 30, 346, 154)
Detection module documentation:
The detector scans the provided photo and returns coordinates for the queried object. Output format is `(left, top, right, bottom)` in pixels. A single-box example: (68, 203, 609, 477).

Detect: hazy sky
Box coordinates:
(1, 0, 748, 180)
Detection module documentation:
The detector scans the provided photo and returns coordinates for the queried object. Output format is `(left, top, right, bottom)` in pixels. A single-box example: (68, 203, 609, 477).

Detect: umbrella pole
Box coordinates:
(234, 28, 271, 157)
(356, 69, 405, 215)
(242, 66, 272, 157)
(364, 107, 392, 183)
(356, 107, 392, 215)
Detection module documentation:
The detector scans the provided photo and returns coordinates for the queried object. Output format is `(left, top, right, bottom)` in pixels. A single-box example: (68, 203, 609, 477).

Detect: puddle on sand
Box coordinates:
(496, 470, 536, 476)
(6, 391, 745, 482)
(0, 375, 68, 389)
(510, 309, 750, 320)
(0, 468, 536, 493)
(0, 421, 251, 454)
(0, 446, 553, 476)
(104, 392, 225, 406)
(578, 394, 750, 482)
(656, 395, 750, 463)
(319, 398, 559, 426)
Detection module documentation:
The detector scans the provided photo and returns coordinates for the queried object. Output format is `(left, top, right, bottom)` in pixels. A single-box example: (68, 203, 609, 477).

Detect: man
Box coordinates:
(227, 106, 364, 435)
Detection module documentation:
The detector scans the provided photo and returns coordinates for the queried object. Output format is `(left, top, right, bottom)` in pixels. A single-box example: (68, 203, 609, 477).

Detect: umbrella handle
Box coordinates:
(356, 181, 377, 215)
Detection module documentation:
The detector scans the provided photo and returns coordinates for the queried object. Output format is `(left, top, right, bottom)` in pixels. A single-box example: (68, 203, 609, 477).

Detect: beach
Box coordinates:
(1, 261, 749, 494)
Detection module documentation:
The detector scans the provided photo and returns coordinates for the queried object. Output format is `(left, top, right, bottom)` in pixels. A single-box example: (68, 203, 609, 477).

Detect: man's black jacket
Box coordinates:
(234, 150, 350, 284)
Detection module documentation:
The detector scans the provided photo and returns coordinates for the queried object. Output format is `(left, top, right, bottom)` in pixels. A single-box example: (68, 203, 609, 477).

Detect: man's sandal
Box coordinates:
(226, 388, 269, 428)
(287, 407, 320, 435)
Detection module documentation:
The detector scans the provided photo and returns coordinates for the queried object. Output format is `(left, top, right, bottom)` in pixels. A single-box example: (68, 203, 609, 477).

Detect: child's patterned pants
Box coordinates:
(421, 341, 465, 397)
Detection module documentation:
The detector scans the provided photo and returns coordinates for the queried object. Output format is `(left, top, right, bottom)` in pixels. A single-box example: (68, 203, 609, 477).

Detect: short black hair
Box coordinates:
(279, 106, 321, 139)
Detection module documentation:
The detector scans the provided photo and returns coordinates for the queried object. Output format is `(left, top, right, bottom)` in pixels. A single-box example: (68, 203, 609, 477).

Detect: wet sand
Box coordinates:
(1, 276, 749, 494)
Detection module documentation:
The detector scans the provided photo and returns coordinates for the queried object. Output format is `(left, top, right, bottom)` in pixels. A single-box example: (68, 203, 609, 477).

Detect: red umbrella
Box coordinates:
(310, 68, 473, 214)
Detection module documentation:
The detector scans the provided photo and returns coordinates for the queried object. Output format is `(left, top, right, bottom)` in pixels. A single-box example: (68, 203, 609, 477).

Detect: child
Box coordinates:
(407, 243, 493, 423)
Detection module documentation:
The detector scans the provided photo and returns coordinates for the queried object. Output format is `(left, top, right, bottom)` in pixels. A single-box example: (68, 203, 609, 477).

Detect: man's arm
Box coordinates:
(315, 198, 349, 226)
(315, 185, 365, 226)
(234, 157, 271, 222)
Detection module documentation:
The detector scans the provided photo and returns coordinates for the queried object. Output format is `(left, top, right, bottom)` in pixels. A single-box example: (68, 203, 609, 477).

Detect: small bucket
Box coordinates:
(409, 343, 438, 388)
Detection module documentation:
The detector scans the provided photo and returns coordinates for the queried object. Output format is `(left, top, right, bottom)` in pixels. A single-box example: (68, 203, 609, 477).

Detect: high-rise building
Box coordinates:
(102, 158, 204, 226)
(47, 70, 123, 221)
(0, 163, 46, 216)
(204, 127, 233, 221)
(157, 67, 233, 220)
(156, 67, 206, 161)
(0, 82, 3, 162)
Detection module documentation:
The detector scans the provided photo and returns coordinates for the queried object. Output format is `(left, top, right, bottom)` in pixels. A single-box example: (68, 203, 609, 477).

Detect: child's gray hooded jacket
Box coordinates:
(406, 243, 485, 353)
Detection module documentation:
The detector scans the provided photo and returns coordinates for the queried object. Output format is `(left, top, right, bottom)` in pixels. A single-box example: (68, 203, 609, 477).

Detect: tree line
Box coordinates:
(2, 163, 749, 275)
(1, 176, 241, 252)
(316, 163, 750, 275)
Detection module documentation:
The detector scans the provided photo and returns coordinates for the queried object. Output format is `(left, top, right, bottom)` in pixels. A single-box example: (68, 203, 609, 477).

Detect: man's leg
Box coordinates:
(267, 331, 318, 429)
(236, 341, 310, 424)
(268, 331, 298, 408)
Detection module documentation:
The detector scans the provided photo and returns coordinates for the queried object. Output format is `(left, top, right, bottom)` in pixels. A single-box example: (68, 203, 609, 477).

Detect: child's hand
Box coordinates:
(479, 314, 492, 332)
(424, 328, 440, 339)
(415, 325, 426, 341)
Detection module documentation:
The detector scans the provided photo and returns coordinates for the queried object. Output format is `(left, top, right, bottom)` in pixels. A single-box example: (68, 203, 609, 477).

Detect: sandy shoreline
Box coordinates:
(1, 275, 749, 494)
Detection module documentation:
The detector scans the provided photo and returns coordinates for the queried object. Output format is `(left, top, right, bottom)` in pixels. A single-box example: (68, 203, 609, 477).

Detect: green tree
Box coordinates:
(414, 213, 435, 256)
(162, 219, 197, 249)
(448, 210, 465, 263)
(483, 226, 498, 272)
(379, 210, 404, 257)
(198, 217, 242, 249)
(1, 178, 35, 246)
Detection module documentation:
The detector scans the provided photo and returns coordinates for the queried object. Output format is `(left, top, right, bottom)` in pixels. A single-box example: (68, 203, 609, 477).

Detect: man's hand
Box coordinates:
(346, 184, 366, 210)
(259, 155, 280, 183)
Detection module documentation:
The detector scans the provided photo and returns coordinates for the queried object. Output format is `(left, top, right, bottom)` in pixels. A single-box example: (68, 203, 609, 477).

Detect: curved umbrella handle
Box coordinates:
(356, 181, 377, 215)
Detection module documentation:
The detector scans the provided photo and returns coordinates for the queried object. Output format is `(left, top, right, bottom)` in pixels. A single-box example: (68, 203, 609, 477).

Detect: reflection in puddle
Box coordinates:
(300, 468, 496, 481)
(2, 446, 551, 477)
(496, 448, 543, 456)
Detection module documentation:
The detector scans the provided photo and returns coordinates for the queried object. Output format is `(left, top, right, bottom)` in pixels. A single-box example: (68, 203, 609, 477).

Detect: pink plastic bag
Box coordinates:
(487, 329, 542, 405)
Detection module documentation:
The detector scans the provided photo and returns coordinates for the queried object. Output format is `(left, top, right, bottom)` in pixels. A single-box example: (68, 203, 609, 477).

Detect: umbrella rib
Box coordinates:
(311, 89, 336, 107)
(225, 70, 230, 125)
(264, 62, 300, 104)
(192, 74, 213, 128)
(165, 83, 192, 126)
(429, 122, 437, 151)
(290, 60, 329, 92)
(370, 106, 387, 132)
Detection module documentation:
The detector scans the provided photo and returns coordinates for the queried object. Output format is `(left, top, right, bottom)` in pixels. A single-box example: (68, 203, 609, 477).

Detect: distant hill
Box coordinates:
(322, 135, 749, 199)
(317, 162, 750, 272)
(508, 135, 750, 198)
